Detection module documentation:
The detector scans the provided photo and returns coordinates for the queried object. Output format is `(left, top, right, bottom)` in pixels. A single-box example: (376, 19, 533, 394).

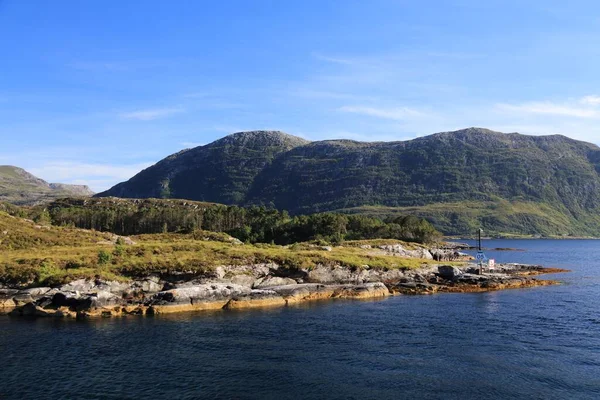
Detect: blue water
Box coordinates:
(1, 240, 599, 399)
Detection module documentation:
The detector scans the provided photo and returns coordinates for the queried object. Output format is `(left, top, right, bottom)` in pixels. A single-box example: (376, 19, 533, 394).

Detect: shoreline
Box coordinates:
(1, 263, 567, 319)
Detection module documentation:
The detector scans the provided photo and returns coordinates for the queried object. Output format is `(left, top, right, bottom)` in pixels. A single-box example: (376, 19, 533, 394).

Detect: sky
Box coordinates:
(2, 0, 600, 192)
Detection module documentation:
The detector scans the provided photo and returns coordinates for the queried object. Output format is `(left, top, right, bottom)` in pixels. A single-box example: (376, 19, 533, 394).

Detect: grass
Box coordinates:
(0, 212, 439, 287)
(338, 199, 600, 238)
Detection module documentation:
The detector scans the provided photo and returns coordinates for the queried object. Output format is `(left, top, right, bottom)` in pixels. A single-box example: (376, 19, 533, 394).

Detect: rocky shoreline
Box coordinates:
(0, 262, 567, 319)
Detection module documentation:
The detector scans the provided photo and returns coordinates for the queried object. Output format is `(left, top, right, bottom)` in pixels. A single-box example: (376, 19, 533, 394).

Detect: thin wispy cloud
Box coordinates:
(312, 53, 358, 66)
(338, 105, 425, 120)
(580, 95, 600, 106)
(180, 142, 205, 148)
(497, 102, 599, 118)
(496, 96, 600, 118)
(289, 88, 377, 101)
(120, 107, 185, 121)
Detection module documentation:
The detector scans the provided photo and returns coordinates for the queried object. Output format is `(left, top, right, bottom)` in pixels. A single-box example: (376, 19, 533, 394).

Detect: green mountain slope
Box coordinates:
(0, 166, 94, 206)
(99, 130, 309, 204)
(96, 128, 600, 236)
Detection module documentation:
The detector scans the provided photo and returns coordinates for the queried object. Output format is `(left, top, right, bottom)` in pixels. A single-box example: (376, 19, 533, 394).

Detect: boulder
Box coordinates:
(87, 290, 123, 308)
(437, 265, 462, 279)
(431, 249, 471, 262)
(403, 249, 434, 260)
(379, 244, 405, 253)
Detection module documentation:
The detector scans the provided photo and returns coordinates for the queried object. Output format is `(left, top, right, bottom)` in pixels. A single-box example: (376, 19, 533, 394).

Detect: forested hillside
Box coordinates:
(23, 198, 441, 244)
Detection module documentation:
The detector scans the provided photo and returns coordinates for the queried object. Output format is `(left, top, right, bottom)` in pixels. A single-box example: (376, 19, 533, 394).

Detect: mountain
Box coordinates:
(99, 130, 309, 204)
(96, 128, 600, 237)
(0, 166, 94, 205)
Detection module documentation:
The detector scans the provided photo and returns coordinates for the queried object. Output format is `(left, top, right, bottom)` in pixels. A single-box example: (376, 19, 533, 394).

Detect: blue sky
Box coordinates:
(2, 0, 600, 191)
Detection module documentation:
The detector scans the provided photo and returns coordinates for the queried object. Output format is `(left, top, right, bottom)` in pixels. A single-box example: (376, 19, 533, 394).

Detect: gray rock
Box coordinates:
(334, 282, 390, 298)
(214, 264, 275, 280)
(306, 265, 359, 284)
(21, 287, 52, 297)
(50, 291, 84, 308)
(87, 290, 123, 308)
(59, 279, 96, 293)
(268, 283, 327, 298)
(12, 292, 35, 305)
(147, 283, 251, 306)
(95, 280, 132, 294)
(132, 277, 163, 293)
(224, 289, 286, 309)
(431, 249, 470, 262)
(229, 275, 256, 287)
(455, 273, 487, 284)
(403, 249, 434, 260)
(438, 265, 463, 279)
(0, 288, 19, 298)
(253, 276, 297, 288)
(379, 244, 405, 253)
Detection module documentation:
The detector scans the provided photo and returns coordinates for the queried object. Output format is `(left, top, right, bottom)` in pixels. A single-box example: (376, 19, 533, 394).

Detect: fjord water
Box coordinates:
(1, 240, 599, 399)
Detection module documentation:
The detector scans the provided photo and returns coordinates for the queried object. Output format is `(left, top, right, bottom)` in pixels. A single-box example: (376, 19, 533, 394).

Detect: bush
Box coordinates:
(97, 250, 112, 265)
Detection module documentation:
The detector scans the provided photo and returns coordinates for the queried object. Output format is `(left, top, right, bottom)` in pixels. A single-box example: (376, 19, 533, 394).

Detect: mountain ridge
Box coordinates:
(0, 165, 94, 205)
(95, 128, 600, 236)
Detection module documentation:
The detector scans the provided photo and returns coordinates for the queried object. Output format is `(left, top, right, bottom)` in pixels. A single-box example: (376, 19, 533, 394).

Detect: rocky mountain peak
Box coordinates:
(214, 130, 310, 148)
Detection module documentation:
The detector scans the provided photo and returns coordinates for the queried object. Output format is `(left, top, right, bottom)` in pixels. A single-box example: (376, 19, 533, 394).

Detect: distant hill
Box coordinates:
(0, 165, 94, 205)
(96, 128, 600, 237)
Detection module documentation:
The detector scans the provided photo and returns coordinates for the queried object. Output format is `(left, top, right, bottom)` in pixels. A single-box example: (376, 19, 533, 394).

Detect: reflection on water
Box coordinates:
(1, 240, 600, 399)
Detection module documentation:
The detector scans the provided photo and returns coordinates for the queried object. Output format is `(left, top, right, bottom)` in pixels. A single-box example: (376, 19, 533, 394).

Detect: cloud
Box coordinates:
(496, 97, 600, 118)
(580, 95, 600, 106)
(120, 108, 185, 121)
(312, 53, 358, 66)
(289, 88, 377, 101)
(180, 142, 205, 148)
(338, 105, 425, 120)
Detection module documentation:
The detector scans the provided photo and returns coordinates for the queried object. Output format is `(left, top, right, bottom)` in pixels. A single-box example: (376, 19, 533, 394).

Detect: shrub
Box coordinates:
(97, 250, 112, 265)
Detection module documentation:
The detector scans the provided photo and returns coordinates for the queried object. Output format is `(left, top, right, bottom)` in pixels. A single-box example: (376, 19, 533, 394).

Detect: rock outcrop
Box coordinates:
(1, 262, 565, 318)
